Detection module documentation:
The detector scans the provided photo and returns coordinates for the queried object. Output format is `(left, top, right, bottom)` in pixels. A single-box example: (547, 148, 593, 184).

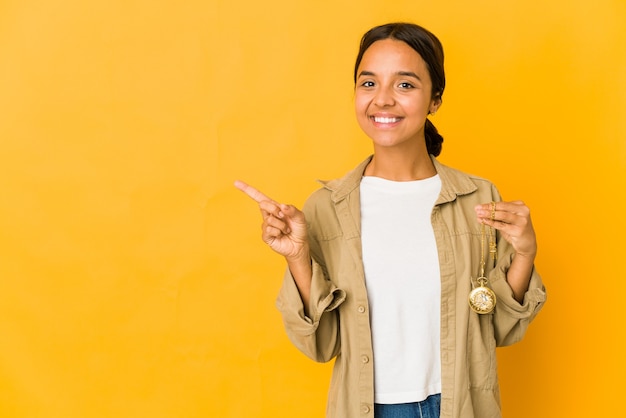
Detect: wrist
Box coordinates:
(514, 249, 537, 259)
(285, 245, 311, 265)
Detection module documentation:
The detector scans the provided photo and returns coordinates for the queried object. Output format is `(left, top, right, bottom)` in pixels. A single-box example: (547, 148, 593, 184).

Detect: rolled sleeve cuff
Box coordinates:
(276, 259, 346, 334)
(490, 253, 546, 319)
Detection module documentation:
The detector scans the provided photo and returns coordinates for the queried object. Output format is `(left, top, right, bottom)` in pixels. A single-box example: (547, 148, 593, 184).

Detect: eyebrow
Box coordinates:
(357, 70, 422, 80)
(398, 71, 421, 80)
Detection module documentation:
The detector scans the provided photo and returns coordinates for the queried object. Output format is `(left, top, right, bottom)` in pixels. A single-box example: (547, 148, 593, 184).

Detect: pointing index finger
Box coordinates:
(234, 180, 275, 204)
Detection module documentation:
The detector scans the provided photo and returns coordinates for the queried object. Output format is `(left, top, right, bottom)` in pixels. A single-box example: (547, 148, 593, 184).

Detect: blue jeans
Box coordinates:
(374, 394, 441, 418)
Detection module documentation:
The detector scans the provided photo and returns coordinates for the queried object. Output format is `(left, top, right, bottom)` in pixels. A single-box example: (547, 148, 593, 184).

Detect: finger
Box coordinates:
(480, 209, 528, 228)
(480, 217, 514, 236)
(475, 201, 528, 219)
(491, 201, 528, 215)
(481, 215, 515, 231)
(264, 215, 291, 235)
(279, 204, 305, 222)
(261, 225, 281, 244)
(262, 223, 290, 243)
(474, 202, 498, 221)
(474, 202, 493, 212)
(474, 202, 496, 218)
(234, 180, 276, 204)
(259, 200, 284, 219)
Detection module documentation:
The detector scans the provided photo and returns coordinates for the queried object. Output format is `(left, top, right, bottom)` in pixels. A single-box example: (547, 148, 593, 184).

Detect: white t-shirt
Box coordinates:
(360, 175, 442, 404)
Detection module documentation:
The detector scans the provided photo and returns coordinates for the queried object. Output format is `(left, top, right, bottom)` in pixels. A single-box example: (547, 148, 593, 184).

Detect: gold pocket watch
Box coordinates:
(469, 277, 496, 314)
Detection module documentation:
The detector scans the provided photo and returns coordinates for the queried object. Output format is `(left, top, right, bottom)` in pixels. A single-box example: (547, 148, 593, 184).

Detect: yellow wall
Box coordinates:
(1, 1, 624, 417)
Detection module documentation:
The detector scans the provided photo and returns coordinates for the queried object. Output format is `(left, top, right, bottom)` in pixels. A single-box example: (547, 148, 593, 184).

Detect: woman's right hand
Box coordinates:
(234, 180, 309, 260)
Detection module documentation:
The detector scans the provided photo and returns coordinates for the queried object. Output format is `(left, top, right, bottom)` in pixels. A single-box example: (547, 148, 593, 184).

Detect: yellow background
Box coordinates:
(1, 0, 625, 417)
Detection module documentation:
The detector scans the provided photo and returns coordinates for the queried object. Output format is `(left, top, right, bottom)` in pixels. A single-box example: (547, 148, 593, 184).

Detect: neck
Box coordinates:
(364, 146, 436, 181)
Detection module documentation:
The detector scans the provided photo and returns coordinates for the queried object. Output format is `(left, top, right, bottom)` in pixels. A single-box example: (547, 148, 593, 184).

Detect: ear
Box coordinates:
(430, 95, 442, 114)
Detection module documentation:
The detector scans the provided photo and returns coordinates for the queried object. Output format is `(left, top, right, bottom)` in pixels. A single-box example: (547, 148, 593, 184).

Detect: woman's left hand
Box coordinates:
(475, 201, 537, 258)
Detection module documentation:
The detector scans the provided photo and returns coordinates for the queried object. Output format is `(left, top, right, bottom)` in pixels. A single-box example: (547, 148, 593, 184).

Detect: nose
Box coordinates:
(373, 86, 395, 107)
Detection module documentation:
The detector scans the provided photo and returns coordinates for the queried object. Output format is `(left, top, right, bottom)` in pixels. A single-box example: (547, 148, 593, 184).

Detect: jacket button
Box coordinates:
(361, 355, 369, 363)
(361, 404, 371, 413)
(357, 305, 365, 313)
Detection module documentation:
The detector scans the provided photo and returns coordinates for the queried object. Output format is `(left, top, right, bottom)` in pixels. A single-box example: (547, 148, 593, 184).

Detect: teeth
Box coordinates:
(373, 116, 399, 123)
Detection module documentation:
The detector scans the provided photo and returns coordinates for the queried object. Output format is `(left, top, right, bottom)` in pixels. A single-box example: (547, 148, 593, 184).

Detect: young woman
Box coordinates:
(236, 22, 546, 418)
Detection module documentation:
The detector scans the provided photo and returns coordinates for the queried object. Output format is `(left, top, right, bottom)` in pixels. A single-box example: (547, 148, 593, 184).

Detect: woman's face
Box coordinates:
(355, 39, 440, 150)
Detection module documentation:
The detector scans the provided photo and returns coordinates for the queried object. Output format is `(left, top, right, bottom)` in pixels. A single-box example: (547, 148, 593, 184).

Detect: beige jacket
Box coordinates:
(276, 156, 546, 418)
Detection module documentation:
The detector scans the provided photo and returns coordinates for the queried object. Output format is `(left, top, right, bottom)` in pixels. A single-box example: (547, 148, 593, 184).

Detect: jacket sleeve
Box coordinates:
(275, 259, 346, 362)
(487, 184, 547, 346)
(489, 233, 546, 347)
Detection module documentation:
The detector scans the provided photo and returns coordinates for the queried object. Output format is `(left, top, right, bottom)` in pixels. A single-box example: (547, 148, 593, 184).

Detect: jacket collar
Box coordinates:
(318, 155, 478, 204)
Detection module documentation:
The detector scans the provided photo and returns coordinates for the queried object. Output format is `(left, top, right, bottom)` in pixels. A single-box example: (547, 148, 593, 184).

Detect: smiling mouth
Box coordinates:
(372, 116, 401, 123)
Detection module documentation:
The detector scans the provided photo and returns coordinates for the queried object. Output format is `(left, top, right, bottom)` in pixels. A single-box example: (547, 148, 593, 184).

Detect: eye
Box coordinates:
(360, 80, 375, 88)
(398, 82, 414, 89)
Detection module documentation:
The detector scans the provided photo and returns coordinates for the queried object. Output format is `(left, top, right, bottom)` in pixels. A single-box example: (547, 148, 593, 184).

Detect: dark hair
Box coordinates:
(354, 23, 445, 156)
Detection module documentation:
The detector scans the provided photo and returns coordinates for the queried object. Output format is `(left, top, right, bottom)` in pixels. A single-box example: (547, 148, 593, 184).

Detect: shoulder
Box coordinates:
(435, 158, 490, 184)
(303, 156, 371, 210)
(433, 158, 502, 202)
(302, 187, 334, 215)
(301, 187, 342, 242)
(301, 157, 371, 232)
